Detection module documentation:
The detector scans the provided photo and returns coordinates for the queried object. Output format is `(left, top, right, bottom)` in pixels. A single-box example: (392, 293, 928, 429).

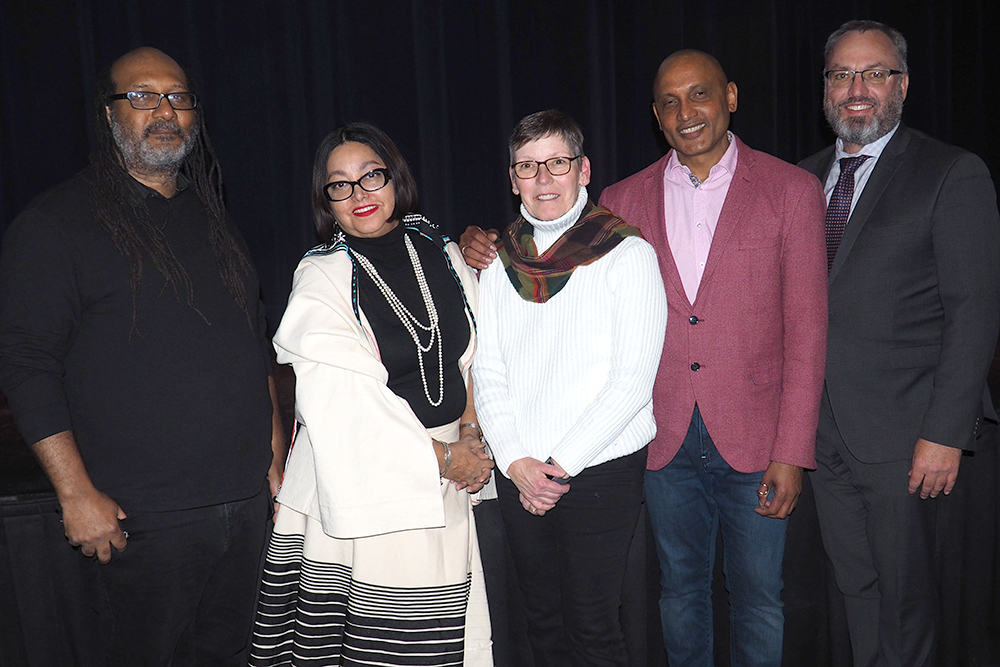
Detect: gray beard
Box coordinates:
(110, 113, 198, 176)
(824, 85, 904, 147)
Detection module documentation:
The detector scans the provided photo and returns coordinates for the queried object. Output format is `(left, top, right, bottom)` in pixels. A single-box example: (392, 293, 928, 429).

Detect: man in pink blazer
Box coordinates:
(598, 50, 827, 666)
(597, 50, 827, 665)
(460, 51, 827, 666)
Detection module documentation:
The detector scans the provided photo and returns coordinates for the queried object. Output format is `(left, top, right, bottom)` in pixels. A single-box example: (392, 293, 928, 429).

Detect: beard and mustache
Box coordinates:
(824, 81, 905, 147)
(110, 112, 199, 175)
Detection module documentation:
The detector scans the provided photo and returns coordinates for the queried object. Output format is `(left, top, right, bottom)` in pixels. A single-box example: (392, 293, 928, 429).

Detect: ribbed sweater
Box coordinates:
(473, 187, 668, 477)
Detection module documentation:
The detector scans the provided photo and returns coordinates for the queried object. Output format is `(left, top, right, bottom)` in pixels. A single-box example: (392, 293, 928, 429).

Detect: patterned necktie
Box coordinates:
(825, 155, 871, 270)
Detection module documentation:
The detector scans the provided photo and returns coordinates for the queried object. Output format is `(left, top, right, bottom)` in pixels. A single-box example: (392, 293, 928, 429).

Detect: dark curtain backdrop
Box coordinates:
(1, 0, 997, 329)
(2, 1, 999, 665)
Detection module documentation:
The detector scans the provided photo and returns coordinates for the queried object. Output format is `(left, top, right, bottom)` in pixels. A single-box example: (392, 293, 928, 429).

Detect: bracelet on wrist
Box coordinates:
(436, 439, 452, 477)
(459, 421, 484, 441)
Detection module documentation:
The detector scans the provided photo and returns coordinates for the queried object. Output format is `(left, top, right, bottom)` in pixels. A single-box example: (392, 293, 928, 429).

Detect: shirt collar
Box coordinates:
(665, 132, 737, 187)
(124, 170, 192, 199)
(834, 123, 900, 162)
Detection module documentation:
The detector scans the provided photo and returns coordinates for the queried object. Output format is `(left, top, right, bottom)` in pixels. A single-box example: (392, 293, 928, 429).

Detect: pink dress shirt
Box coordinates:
(662, 134, 738, 304)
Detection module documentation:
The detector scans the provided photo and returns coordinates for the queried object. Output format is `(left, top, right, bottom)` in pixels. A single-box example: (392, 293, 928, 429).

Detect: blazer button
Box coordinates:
(691, 362, 700, 371)
(689, 315, 699, 325)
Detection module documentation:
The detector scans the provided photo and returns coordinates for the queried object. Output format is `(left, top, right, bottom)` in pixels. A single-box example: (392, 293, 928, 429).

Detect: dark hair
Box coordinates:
(825, 20, 908, 72)
(89, 52, 252, 331)
(508, 110, 585, 165)
(311, 122, 419, 243)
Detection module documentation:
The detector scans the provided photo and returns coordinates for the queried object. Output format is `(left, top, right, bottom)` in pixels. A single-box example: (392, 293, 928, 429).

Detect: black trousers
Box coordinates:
(85, 483, 271, 666)
(496, 448, 646, 667)
(811, 392, 943, 667)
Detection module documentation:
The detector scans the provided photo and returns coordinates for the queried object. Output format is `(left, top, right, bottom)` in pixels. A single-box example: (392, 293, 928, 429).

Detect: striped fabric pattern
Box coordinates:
(250, 532, 473, 666)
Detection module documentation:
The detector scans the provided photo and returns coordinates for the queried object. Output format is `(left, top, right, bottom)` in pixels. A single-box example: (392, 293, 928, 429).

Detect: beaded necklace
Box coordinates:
(351, 233, 444, 407)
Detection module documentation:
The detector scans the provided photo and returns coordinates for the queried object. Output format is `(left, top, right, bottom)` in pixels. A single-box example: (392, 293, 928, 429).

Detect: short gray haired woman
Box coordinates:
(472, 110, 667, 666)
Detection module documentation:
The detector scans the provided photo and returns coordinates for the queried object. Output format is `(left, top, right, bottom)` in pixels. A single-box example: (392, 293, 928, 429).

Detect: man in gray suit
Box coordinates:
(799, 20, 1000, 667)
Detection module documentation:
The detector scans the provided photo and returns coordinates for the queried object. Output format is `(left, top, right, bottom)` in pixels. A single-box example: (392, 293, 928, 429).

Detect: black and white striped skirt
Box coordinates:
(249, 480, 492, 666)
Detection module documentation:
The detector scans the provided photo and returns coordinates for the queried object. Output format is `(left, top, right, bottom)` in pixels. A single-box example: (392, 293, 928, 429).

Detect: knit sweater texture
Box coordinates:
(473, 187, 668, 477)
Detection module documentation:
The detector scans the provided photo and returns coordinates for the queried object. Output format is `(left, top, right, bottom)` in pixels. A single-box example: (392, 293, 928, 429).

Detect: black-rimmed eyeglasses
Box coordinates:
(511, 155, 582, 179)
(108, 91, 199, 110)
(324, 169, 392, 202)
(823, 69, 904, 87)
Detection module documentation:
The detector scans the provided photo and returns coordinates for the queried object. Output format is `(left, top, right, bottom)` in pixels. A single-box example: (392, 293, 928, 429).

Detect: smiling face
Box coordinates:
(652, 51, 738, 180)
(325, 141, 398, 238)
(106, 48, 199, 177)
(823, 30, 908, 153)
(509, 134, 591, 221)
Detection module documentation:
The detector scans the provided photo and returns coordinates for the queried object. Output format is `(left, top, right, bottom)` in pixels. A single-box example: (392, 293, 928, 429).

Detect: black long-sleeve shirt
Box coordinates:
(0, 170, 273, 511)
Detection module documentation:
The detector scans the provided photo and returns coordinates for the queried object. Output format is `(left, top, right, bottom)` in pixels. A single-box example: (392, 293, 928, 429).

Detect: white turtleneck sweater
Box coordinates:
(473, 187, 668, 478)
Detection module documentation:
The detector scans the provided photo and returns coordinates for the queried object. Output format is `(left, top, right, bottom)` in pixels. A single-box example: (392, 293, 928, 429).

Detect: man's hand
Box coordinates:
(459, 226, 499, 270)
(30, 430, 127, 563)
(507, 457, 570, 515)
(908, 437, 962, 498)
(61, 487, 128, 564)
(754, 461, 803, 519)
(267, 457, 283, 516)
(267, 375, 287, 516)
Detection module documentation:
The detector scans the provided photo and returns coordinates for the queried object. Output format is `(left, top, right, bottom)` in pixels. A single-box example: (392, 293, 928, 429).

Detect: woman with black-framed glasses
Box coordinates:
(249, 122, 493, 666)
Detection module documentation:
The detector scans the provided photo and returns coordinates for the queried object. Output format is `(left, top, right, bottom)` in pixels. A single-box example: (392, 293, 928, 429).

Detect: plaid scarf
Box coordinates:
(498, 200, 643, 303)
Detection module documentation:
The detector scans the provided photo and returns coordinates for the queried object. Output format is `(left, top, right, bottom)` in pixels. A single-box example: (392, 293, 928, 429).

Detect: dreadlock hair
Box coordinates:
(87, 54, 252, 333)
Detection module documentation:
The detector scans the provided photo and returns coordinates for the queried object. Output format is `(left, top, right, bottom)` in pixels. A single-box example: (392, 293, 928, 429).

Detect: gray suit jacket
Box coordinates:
(799, 125, 1000, 462)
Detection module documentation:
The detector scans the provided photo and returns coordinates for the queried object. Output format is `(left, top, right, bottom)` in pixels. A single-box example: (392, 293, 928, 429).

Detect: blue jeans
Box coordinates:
(645, 406, 786, 667)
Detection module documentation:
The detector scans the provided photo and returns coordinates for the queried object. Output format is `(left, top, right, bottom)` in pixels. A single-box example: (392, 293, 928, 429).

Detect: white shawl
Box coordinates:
(274, 237, 478, 540)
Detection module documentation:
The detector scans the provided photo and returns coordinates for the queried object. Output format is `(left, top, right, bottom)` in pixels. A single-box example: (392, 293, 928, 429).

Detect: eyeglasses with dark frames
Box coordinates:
(511, 155, 583, 179)
(823, 69, 905, 87)
(324, 169, 392, 202)
(108, 91, 199, 110)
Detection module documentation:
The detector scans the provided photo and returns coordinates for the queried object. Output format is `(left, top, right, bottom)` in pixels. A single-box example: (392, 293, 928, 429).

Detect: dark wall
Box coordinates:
(1, 0, 996, 330)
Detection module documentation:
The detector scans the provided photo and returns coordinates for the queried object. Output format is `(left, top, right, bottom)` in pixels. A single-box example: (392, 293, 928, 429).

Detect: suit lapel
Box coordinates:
(828, 127, 911, 283)
(696, 138, 753, 306)
(806, 146, 836, 184)
(646, 153, 690, 307)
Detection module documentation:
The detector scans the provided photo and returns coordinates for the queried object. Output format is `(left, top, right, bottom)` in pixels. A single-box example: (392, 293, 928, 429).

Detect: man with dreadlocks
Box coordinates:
(0, 47, 284, 664)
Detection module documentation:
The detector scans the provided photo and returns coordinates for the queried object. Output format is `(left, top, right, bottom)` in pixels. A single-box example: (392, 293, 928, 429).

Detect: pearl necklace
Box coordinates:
(351, 233, 444, 407)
